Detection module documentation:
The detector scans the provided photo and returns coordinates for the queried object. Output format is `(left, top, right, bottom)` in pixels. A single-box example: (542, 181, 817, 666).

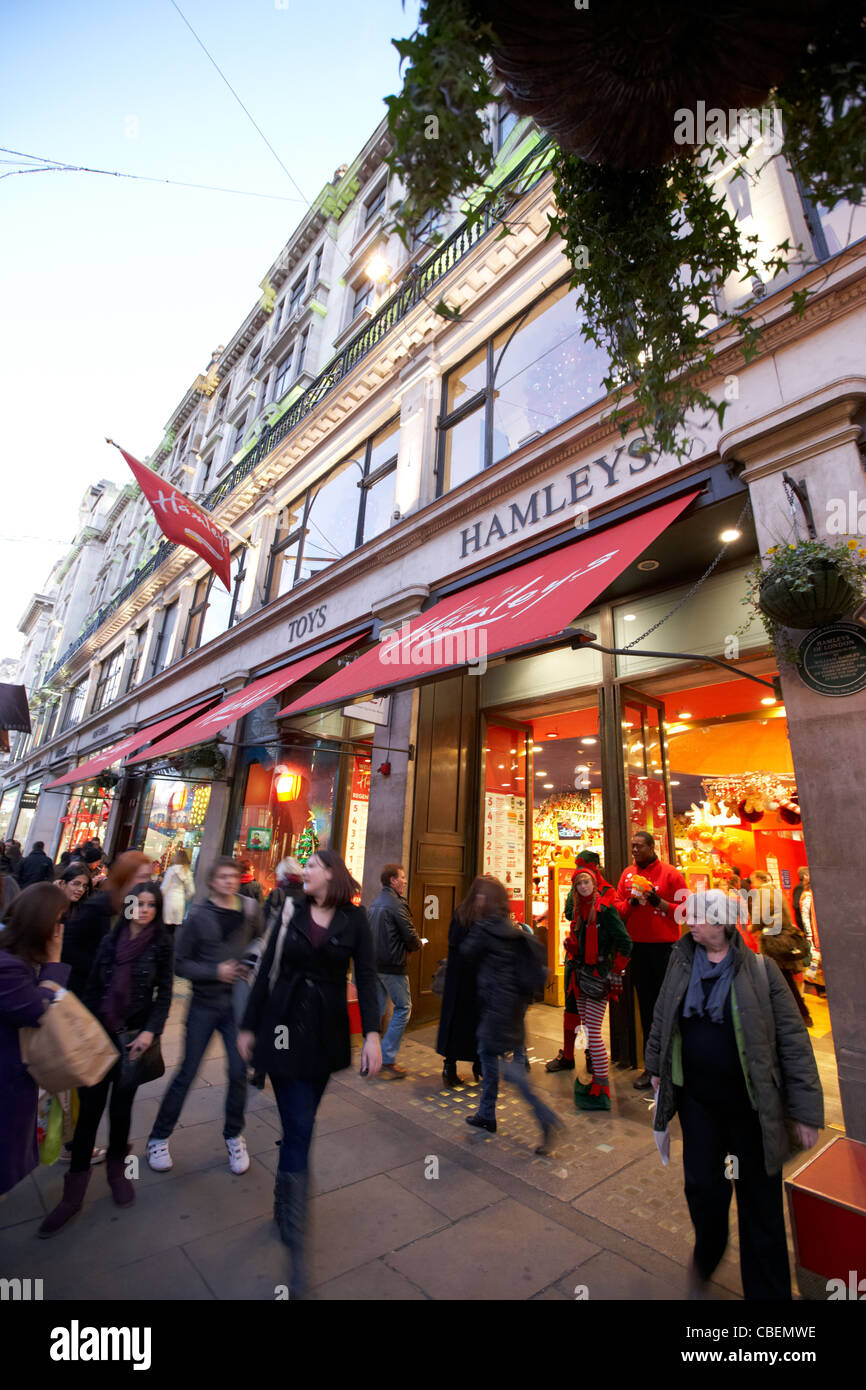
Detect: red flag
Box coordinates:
(114, 445, 232, 592)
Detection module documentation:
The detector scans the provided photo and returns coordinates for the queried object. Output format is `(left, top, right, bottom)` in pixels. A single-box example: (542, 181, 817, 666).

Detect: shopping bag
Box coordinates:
(38, 1093, 63, 1166)
(20, 983, 118, 1092)
(347, 981, 362, 1035)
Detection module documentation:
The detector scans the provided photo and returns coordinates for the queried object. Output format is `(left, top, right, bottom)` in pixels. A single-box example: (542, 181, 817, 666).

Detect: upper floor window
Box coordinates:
(185, 550, 248, 653)
(124, 624, 148, 693)
(295, 326, 310, 379)
(437, 281, 609, 495)
(310, 245, 323, 286)
(288, 272, 307, 316)
(232, 414, 248, 456)
(274, 353, 293, 401)
(352, 281, 374, 320)
(496, 102, 518, 151)
(92, 647, 124, 714)
(359, 420, 399, 545)
(183, 575, 211, 656)
(363, 181, 387, 229)
(266, 497, 306, 602)
(247, 341, 262, 379)
(63, 680, 88, 732)
(150, 601, 179, 677)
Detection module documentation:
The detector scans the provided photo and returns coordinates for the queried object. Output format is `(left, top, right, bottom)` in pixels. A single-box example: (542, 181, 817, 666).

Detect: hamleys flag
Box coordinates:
(111, 443, 232, 592)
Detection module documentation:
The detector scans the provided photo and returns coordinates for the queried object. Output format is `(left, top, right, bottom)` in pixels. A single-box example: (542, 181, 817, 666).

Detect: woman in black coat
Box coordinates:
(435, 911, 482, 1087)
(39, 881, 174, 1237)
(238, 849, 381, 1299)
(60, 851, 151, 998)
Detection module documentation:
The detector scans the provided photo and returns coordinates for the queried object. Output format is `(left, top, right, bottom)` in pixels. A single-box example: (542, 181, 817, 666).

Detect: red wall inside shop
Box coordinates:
(753, 829, 807, 903)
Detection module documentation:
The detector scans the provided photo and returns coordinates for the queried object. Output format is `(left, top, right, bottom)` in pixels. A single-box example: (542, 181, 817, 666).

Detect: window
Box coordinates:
(496, 102, 518, 150)
(150, 601, 179, 676)
(63, 680, 88, 732)
(273, 353, 293, 401)
(296, 458, 363, 584)
(295, 326, 309, 378)
(437, 282, 609, 494)
(363, 181, 386, 229)
(352, 281, 374, 320)
(92, 647, 124, 713)
(232, 415, 248, 455)
(359, 420, 399, 545)
(310, 245, 323, 286)
(190, 549, 248, 651)
(247, 341, 262, 380)
(124, 625, 148, 693)
(267, 498, 305, 601)
(288, 272, 307, 316)
(184, 574, 211, 656)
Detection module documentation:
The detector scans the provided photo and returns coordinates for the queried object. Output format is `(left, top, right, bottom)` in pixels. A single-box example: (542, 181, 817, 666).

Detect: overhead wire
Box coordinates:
(0, 147, 305, 202)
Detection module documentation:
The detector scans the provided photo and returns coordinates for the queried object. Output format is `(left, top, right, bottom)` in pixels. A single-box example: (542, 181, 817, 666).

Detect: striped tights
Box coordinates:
(577, 993, 609, 1083)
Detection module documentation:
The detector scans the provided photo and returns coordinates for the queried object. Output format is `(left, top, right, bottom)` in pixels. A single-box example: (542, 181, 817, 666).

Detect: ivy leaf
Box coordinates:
(434, 300, 463, 321)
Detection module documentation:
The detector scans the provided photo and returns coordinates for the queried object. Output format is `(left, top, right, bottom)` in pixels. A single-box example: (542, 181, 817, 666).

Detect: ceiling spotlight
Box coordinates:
(535, 771, 548, 777)
(531, 744, 542, 752)
(546, 730, 559, 738)
(543, 782, 553, 788)
(509, 748, 517, 754)
(637, 559, 659, 571)
(720, 528, 742, 543)
(677, 711, 692, 719)
(623, 613, 637, 622)
(580, 737, 597, 745)
(622, 720, 634, 729)
(760, 696, 777, 706)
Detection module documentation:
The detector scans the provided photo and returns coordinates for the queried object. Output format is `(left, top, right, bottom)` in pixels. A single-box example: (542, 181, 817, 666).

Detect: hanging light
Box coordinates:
(275, 771, 303, 802)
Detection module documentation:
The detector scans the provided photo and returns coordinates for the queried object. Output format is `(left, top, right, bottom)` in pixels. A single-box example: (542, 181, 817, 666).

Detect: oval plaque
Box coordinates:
(798, 622, 866, 698)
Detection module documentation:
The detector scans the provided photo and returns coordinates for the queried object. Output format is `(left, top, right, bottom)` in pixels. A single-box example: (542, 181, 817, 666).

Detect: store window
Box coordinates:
(57, 783, 115, 856)
(437, 282, 609, 494)
(0, 786, 19, 841)
(133, 777, 212, 876)
(11, 779, 42, 847)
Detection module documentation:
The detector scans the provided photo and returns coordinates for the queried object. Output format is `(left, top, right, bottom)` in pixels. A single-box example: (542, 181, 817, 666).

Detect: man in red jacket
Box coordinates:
(617, 830, 686, 1090)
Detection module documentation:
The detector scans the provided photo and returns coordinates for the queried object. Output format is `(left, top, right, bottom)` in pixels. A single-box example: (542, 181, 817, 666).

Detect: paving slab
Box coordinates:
(255, 1116, 436, 1197)
(45, 1244, 217, 1302)
(387, 1196, 600, 1300)
(386, 1156, 508, 1221)
(311, 1257, 429, 1301)
(556, 1249, 692, 1301)
(0, 1172, 45, 1226)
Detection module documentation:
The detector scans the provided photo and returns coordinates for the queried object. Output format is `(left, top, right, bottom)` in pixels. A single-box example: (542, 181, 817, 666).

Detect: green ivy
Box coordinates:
(740, 536, 866, 664)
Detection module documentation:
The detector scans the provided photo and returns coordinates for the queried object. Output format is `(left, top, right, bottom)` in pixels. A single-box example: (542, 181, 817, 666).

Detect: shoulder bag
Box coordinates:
(115, 1030, 165, 1091)
(20, 982, 118, 1092)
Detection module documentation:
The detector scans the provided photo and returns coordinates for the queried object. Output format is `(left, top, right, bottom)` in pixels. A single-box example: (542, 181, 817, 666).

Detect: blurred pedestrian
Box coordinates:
(0, 883, 70, 1197)
(146, 858, 262, 1177)
(238, 861, 264, 905)
(237, 850, 381, 1299)
(646, 889, 822, 1300)
(38, 881, 173, 1236)
(436, 896, 482, 1088)
(368, 863, 422, 1078)
(460, 875, 561, 1153)
(749, 870, 813, 1027)
(4, 841, 22, 875)
(161, 848, 195, 932)
(14, 840, 55, 887)
(0, 861, 19, 915)
(60, 851, 151, 998)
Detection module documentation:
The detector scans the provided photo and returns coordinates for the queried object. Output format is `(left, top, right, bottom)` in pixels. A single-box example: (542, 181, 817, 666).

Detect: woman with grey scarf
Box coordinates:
(645, 889, 822, 1301)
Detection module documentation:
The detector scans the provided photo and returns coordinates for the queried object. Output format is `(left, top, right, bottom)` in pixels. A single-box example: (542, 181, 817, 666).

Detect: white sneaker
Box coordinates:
(146, 1139, 173, 1172)
(226, 1136, 249, 1174)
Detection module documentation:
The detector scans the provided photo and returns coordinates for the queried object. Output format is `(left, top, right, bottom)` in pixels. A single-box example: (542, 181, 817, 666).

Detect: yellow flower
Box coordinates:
(789, 543, 796, 549)
(848, 538, 859, 550)
(766, 546, 778, 555)
(859, 549, 866, 559)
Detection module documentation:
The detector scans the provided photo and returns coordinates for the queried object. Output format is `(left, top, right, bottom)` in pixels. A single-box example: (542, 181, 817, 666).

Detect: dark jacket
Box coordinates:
(369, 885, 422, 975)
(14, 849, 55, 887)
(175, 895, 263, 1004)
(61, 889, 116, 998)
(435, 914, 480, 1062)
(645, 931, 823, 1176)
(1, 871, 19, 915)
(81, 922, 174, 1036)
(460, 914, 528, 1054)
(241, 899, 379, 1081)
(0, 952, 70, 1197)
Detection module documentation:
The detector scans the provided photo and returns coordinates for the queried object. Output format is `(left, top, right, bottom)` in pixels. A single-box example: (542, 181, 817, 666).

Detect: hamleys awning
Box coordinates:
(125, 634, 363, 767)
(44, 698, 218, 790)
(278, 491, 700, 719)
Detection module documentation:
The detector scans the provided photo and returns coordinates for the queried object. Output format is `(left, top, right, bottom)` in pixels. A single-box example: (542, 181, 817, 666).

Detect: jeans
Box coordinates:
(377, 973, 412, 1065)
(70, 1058, 136, 1173)
(150, 995, 247, 1141)
(477, 1046, 558, 1128)
(272, 1077, 328, 1172)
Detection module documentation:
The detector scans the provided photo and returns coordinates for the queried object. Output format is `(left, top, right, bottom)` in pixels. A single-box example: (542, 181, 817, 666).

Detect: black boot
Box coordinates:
(38, 1168, 91, 1238)
(275, 1169, 309, 1299)
(442, 1061, 464, 1087)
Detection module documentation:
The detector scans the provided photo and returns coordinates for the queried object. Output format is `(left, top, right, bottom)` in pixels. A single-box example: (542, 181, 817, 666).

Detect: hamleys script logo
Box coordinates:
(151, 488, 226, 547)
(381, 549, 619, 663)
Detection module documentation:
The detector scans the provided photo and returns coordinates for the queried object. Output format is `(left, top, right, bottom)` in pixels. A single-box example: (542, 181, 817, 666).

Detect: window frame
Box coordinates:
(363, 180, 387, 229)
(266, 503, 306, 603)
(352, 281, 374, 320)
(288, 271, 307, 315)
(183, 574, 211, 656)
(92, 647, 124, 714)
(124, 624, 148, 694)
(294, 326, 310, 379)
(150, 601, 179, 678)
(273, 351, 293, 401)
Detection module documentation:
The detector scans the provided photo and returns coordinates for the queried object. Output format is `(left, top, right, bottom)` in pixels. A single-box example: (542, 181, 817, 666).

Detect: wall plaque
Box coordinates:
(798, 623, 866, 698)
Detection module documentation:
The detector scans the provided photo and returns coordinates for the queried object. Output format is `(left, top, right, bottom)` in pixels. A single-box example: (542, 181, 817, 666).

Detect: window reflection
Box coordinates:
(298, 458, 362, 582)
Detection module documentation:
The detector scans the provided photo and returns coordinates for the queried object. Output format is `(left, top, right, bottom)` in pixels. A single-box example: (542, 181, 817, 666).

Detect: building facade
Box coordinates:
(3, 104, 866, 1140)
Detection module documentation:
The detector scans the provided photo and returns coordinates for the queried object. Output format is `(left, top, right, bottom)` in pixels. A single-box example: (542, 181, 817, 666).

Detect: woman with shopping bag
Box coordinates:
(38, 881, 173, 1236)
(0, 883, 72, 1197)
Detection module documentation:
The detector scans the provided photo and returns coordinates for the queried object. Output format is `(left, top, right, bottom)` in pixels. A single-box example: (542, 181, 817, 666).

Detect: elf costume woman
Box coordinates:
(546, 852, 622, 1077)
(553, 861, 633, 1112)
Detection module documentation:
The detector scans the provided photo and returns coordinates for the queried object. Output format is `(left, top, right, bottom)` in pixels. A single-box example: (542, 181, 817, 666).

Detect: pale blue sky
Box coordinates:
(0, 0, 418, 661)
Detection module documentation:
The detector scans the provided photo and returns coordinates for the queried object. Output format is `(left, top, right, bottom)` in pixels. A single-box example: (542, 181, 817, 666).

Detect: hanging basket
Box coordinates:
(468, 0, 822, 167)
(758, 561, 861, 629)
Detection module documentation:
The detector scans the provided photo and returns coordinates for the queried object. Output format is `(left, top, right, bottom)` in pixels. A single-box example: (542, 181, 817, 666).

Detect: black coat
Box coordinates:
(460, 914, 527, 1055)
(81, 923, 174, 1036)
(61, 890, 116, 998)
(435, 915, 480, 1062)
(241, 900, 379, 1082)
(14, 850, 54, 887)
(368, 885, 422, 974)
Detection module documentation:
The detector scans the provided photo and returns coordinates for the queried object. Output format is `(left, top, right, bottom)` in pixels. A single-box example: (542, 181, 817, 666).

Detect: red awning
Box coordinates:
(125, 634, 363, 766)
(44, 698, 217, 790)
(279, 491, 700, 718)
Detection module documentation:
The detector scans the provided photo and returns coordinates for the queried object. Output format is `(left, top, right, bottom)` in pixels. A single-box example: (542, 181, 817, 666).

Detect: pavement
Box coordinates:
(0, 985, 840, 1301)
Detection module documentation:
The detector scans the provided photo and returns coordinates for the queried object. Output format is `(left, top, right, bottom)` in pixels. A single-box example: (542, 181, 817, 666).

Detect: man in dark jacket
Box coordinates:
(368, 863, 422, 1078)
(14, 841, 55, 886)
(146, 857, 262, 1176)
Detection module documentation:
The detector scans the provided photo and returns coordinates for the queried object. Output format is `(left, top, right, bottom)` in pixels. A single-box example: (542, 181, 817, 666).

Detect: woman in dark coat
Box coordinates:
(237, 849, 381, 1299)
(646, 889, 822, 1300)
(60, 851, 150, 998)
(39, 881, 174, 1236)
(435, 908, 482, 1087)
(0, 883, 70, 1197)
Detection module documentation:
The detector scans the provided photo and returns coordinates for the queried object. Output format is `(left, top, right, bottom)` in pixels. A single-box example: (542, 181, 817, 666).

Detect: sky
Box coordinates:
(0, 0, 419, 662)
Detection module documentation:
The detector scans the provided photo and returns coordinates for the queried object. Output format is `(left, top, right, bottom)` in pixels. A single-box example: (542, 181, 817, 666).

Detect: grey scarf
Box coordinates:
(683, 942, 737, 1024)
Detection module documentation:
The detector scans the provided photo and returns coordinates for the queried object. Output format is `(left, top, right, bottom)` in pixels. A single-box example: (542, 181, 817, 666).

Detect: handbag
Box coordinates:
(431, 959, 448, 997)
(576, 966, 610, 1001)
(20, 983, 118, 1093)
(116, 1030, 165, 1091)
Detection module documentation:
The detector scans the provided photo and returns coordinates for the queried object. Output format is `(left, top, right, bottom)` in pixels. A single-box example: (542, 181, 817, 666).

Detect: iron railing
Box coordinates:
(39, 142, 553, 686)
